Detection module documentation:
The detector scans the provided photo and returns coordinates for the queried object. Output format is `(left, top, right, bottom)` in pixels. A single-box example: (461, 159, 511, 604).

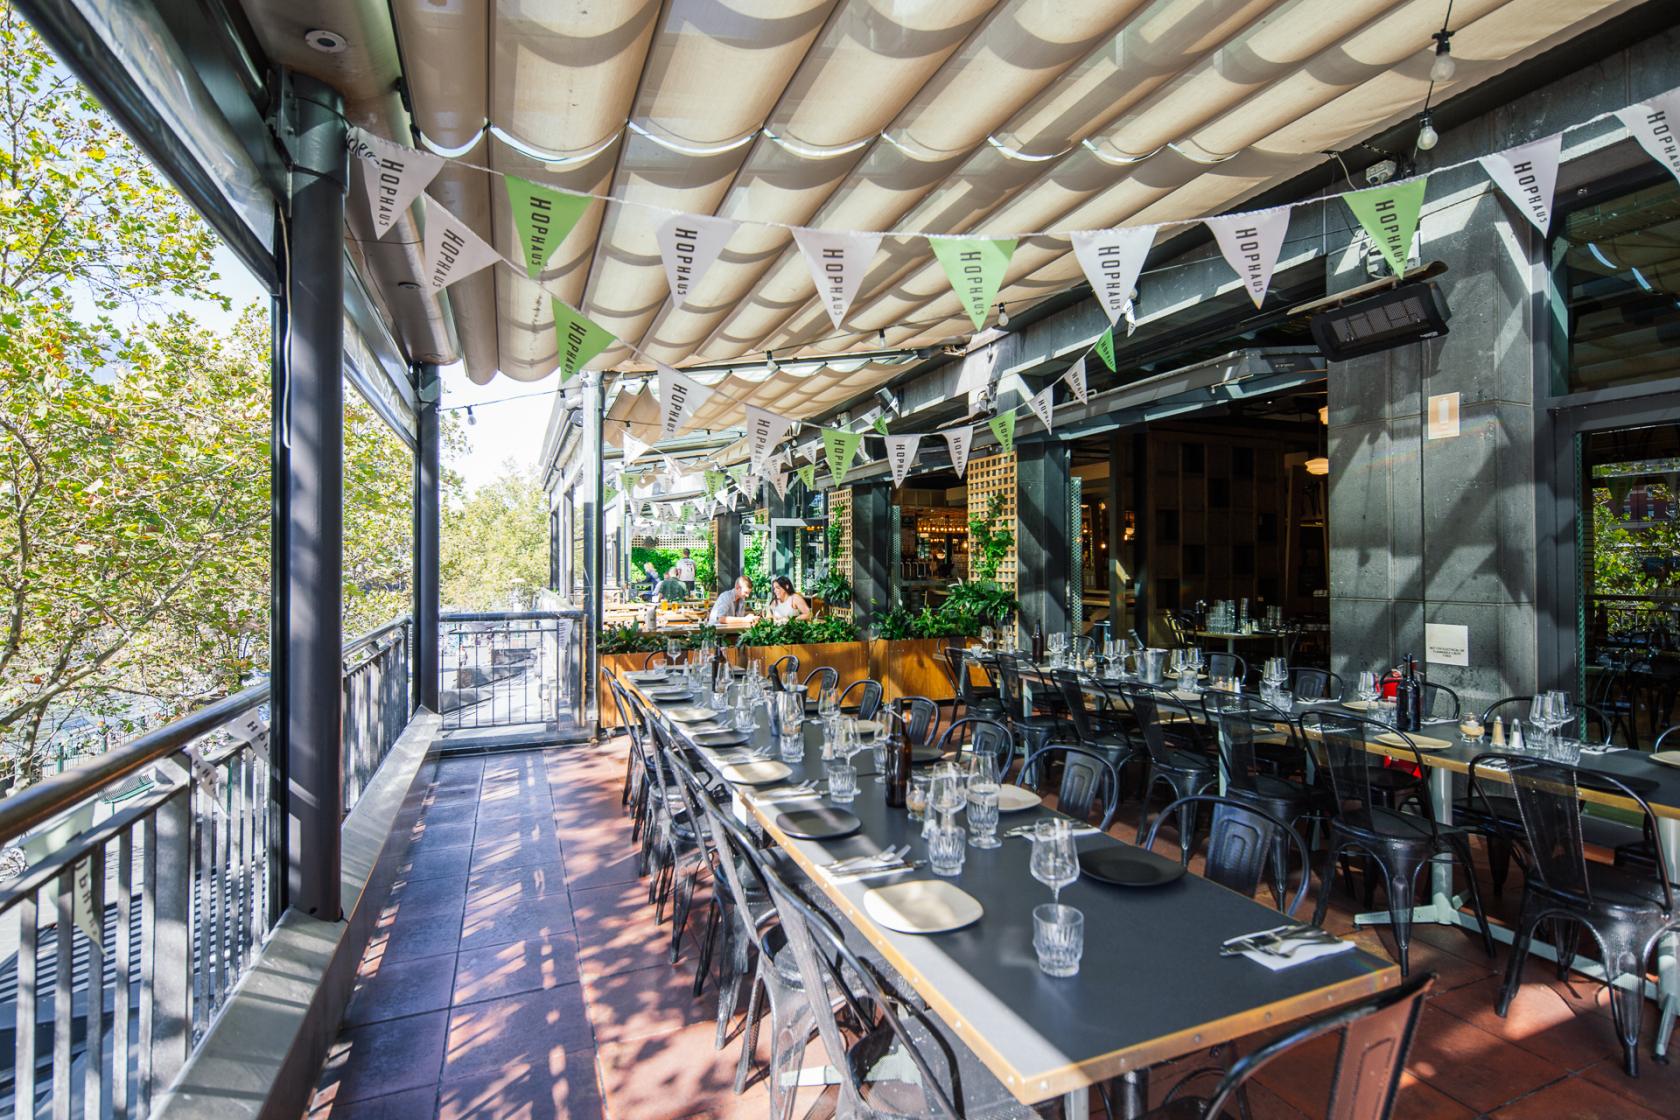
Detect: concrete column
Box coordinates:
(1017, 442, 1072, 639)
(415, 364, 441, 711)
(277, 72, 344, 920)
(1326, 159, 1539, 713)
(714, 512, 742, 590)
(850, 482, 893, 627)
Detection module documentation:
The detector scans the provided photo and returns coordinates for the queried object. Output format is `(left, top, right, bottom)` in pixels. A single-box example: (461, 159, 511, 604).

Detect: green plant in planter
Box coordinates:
(599, 622, 664, 654)
(678, 624, 720, 651)
(968, 493, 1014, 582)
(734, 616, 859, 648)
(940, 580, 1018, 630)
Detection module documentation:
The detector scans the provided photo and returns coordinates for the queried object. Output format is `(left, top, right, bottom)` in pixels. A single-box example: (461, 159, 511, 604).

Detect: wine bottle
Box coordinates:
(1395, 654, 1419, 732)
(1406, 655, 1425, 731)
(1032, 625, 1045, 663)
(885, 714, 910, 809)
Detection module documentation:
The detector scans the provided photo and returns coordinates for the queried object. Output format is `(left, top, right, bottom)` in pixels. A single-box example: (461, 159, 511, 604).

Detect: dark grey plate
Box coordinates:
(776, 807, 862, 841)
(1079, 847, 1187, 888)
(693, 729, 749, 747)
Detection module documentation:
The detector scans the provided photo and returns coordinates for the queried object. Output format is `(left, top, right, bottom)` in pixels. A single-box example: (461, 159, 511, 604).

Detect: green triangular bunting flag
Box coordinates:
(507, 176, 591, 278)
(553, 301, 615, 382)
(930, 237, 1017, 331)
(703, 469, 724, 498)
(988, 411, 1016, 455)
(797, 463, 817, 490)
(1343, 177, 1427, 278)
(822, 428, 862, 486)
(727, 464, 749, 490)
(873, 415, 890, 435)
(1093, 328, 1116, 372)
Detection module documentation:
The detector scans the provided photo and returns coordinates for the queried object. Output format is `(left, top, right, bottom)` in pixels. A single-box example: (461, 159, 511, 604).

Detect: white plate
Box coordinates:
(667, 707, 721, 724)
(1375, 731, 1452, 752)
(849, 719, 884, 735)
(1342, 699, 1375, 711)
(862, 880, 983, 934)
(720, 760, 791, 785)
(1650, 751, 1680, 769)
(996, 786, 1042, 812)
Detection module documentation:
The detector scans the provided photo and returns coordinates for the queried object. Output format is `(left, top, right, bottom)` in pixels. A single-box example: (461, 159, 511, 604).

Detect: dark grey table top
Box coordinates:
(626, 679, 1399, 1105)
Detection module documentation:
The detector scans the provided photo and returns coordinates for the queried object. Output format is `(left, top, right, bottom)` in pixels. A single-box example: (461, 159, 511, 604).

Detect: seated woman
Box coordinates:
(767, 576, 813, 621)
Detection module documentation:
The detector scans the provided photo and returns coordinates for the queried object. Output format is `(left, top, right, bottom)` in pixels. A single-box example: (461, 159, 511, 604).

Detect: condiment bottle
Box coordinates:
(1491, 716, 1506, 746)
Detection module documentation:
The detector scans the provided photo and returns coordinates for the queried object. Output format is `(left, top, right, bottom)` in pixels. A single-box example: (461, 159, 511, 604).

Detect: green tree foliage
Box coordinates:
(440, 460, 548, 611)
(342, 400, 415, 635)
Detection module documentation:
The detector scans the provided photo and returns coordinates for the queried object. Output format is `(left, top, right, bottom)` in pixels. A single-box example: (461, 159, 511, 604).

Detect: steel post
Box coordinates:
(277, 71, 344, 919)
(416, 364, 442, 711)
(580, 372, 605, 728)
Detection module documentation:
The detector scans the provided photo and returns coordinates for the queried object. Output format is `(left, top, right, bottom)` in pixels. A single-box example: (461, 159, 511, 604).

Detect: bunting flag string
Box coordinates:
(796, 463, 817, 490)
(822, 428, 863, 485)
(884, 434, 922, 488)
(930, 237, 1017, 330)
(792, 229, 883, 328)
(422, 195, 504, 290)
(1072, 225, 1156, 326)
(1479, 134, 1561, 234)
(943, 425, 974, 479)
(1063, 355, 1088, 404)
(657, 362, 714, 436)
(989, 411, 1016, 456)
(1343, 179, 1427, 278)
(347, 129, 442, 238)
(770, 470, 790, 500)
(1617, 91, 1680, 184)
(656, 213, 739, 307)
(1206, 209, 1290, 309)
(506, 175, 592, 278)
(1026, 385, 1056, 432)
(1093, 328, 1116, 372)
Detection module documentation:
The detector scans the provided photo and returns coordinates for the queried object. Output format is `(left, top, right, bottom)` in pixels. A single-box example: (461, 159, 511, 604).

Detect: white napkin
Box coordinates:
(1241, 938, 1356, 971)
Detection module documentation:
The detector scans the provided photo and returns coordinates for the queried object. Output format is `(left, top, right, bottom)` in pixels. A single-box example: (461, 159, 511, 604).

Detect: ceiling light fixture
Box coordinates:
(1416, 113, 1439, 152)
(765, 351, 780, 373)
(1430, 30, 1456, 83)
(996, 303, 1010, 328)
(466, 405, 476, 426)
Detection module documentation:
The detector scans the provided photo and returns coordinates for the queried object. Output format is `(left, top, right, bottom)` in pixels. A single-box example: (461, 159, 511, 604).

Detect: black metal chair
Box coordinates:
(1120, 686, 1219, 860)
(1423, 680, 1462, 720)
(1140, 973, 1434, 1119)
(1478, 753, 1680, 1077)
(839, 677, 883, 721)
(934, 717, 1015, 781)
(1051, 669, 1142, 784)
(1288, 666, 1343, 702)
(1613, 724, 1680, 877)
(894, 694, 940, 751)
(994, 653, 1066, 759)
(1206, 705, 1327, 908)
(1479, 696, 1617, 746)
(1145, 794, 1313, 916)
(1015, 744, 1122, 831)
(1303, 712, 1493, 977)
(942, 645, 1003, 721)
(767, 654, 800, 690)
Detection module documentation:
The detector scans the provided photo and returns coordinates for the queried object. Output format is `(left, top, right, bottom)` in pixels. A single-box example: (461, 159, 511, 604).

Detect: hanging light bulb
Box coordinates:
(466, 405, 476, 426)
(765, 350, 779, 373)
(1416, 114, 1439, 151)
(1430, 31, 1455, 83)
(996, 303, 1010, 328)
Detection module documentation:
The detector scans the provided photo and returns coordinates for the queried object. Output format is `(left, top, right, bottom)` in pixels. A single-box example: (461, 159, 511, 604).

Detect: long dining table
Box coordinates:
(622, 670, 1399, 1118)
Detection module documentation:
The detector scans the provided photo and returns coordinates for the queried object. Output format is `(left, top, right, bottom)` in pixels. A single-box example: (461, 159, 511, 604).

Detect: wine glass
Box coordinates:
(1550, 691, 1576, 741)
(1356, 671, 1378, 704)
(981, 625, 995, 650)
(1030, 819, 1080, 905)
(928, 761, 965, 819)
(666, 639, 683, 667)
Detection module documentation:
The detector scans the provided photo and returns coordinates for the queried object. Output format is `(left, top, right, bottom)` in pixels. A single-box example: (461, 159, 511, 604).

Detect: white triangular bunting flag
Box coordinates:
(1063, 356, 1088, 404)
(421, 195, 504, 290)
(656, 213, 739, 307)
(346, 128, 444, 239)
(656, 363, 714, 438)
(884, 434, 921, 489)
(943, 426, 974, 479)
(621, 431, 650, 466)
(1206, 209, 1290, 309)
(1071, 225, 1156, 325)
(791, 228, 883, 328)
(1479, 134, 1562, 234)
(1618, 90, 1680, 185)
(1027, 385, 1056, 432)
(770, 470, 789, 500)
(743, 405, 794, 470)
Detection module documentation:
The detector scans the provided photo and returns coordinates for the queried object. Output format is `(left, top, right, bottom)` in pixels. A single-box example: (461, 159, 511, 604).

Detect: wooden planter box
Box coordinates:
(599, 651, 655, 728)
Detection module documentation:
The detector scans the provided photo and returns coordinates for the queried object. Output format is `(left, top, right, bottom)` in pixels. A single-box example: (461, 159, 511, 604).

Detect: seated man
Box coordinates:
(708, 575, 757, 625)
(656, 568, 690, 604)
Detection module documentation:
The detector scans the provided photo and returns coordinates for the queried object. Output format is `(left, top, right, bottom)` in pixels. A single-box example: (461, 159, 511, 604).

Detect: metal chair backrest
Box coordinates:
(839, 678, 883, 721)
(1125, 685, 1209, 762)
(1208, 651, 1247, 684)
(940, 645, 973, 703)
(767, 654, 799, 690)
(801, 665, 838, 698)
(1422, 681, 1461, 720)
(1479, 695, 1613, 745)
(1193, 973, 1434, 1119)
(1482, 753, 1672, 911)
(993, 653, 1031, 717)
(1144, 794, 1312, 915)
(1051, 669, 1104, 744)
(757, 863, 962, 1120)
(1288, 666, 1341, 701)
(1016, 745, 1121, 830)
(1212, 707, 1275, 796)
(935, 717, 1014, 781)
(1301, 712, 1434, 827)
(894, 695, 939, 750)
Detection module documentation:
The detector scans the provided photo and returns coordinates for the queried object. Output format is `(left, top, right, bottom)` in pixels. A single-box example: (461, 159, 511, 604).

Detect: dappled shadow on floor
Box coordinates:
(307, 736, 1673, 1119)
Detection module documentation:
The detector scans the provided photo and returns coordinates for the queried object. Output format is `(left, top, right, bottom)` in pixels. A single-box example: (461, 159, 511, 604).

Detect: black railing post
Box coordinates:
(416, 363, 442, 711)
(277, 71, 345, 920)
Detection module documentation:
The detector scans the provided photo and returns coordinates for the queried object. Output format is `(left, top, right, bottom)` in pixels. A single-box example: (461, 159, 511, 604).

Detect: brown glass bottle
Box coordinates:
(885, 715, 910, 809)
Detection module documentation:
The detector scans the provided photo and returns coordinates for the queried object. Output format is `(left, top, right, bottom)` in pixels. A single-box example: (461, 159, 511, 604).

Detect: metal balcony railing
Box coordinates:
(0, 615, 420, 1119)
(438, 610, 585, 748)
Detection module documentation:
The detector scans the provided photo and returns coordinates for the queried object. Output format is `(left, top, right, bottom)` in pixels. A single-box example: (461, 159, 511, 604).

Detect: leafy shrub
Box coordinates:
(599, 622, 664, 654)
(734, 616, 860, 648)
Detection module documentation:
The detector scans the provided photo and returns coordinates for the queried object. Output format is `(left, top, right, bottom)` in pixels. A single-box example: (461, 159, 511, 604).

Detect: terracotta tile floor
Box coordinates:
(307, 741, 1674, 1119)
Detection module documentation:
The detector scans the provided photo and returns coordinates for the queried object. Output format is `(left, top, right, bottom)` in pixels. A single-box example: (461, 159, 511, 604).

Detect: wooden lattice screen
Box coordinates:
(830, 487, 852, 586)
(966, 452, 1017, 595)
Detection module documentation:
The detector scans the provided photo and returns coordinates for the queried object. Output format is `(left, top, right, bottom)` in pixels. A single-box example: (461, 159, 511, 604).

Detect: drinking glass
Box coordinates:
(907, 774, 931, 822)
(1356, 671, 1379, 703)
(733, 685, 756, 733)
(981, 625, 995, 650)
(869, 726, 888, 783)
(1169, 648, 1186, 676)
(928, 762, 965, 827)
(1032, 903, 1085, 977)
(1551, 691, 1576, 740)
(666, 639, 683, 666)
(928, 825, 967, 877)
(966, 783, 1001, 848)
(824, 757, 857, 804)
(1029, 819, 1080, 904)
(817, 686, 839, 720)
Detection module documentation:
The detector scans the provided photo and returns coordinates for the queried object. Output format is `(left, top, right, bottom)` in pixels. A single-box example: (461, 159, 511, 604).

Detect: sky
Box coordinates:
(204, 244, 549, 493)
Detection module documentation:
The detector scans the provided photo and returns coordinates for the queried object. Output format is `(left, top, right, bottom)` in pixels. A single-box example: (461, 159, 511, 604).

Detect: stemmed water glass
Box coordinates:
(964, 752, 1001, 848)
(1029, 819, 1080, 905)
(980, 625, 995, 650)
(1356, 671, 1379, 704)
(1550, 691, 1575, 741)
